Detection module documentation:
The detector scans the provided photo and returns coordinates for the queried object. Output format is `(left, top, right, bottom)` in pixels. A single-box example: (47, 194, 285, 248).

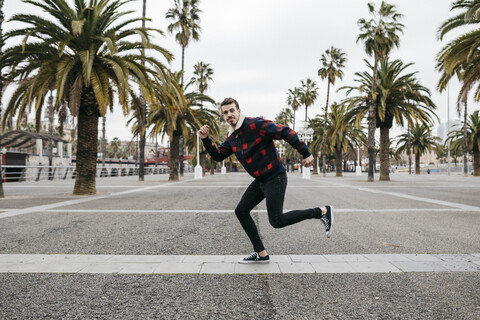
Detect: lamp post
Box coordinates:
(194, 133, 202, 179)
(356, 147, 362, 176)
(299, 125, 313, 180)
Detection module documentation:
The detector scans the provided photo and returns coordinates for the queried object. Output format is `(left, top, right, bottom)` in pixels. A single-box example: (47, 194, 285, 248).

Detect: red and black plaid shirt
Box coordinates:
(202, 117, 311, 181)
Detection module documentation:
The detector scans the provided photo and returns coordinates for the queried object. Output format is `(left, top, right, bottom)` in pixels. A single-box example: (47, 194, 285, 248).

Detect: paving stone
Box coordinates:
(200, 262, 235, 274)
(347, 261, 402, 273)
(117, 263, 158, 274)
(434, 254, 476, 262)
(363, 254, 412, 262)
(72, 255, 115, 263)
(437, 261, 480, 272)
(391, 261, 449, 272)
(224, 255, 246, 262)
(0, 254, 38, 263)
(107, 255, 183, 263)
(290, 255, 327, 263)
(234, 262, 281, 274)
(469, 253, 480, 259)
(77, 263, 125, 274)
(269, 255, 293, 263)
(182, 255, 225, 263)
(277, 263, 315, 273)
(402, 254, 442, 262)
(7, 263, 89, 273)
(324, 254, 370, 262)
(153, 262, 202, 274)
(311, 262, 356, 273)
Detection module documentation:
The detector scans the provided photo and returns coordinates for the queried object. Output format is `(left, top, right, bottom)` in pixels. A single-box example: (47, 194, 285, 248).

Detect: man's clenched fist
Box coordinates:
(198, 125, 210, 139)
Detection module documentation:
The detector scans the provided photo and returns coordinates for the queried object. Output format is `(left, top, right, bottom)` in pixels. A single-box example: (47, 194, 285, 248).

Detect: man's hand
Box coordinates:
(198, 125, 210, 139)
(302, 155, 314, 168)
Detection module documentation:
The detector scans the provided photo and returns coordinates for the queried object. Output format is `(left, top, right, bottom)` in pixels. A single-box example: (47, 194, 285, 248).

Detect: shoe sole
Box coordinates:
(238, 260, 270, 264)
(327, 205, 334, 238)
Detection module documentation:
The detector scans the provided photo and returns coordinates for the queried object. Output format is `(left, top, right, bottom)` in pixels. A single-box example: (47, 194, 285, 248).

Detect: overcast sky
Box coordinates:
(3, 0, 478, 143)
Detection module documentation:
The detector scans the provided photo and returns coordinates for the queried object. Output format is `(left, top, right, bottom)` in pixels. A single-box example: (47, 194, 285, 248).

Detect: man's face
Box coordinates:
(221, 103, 241, 126)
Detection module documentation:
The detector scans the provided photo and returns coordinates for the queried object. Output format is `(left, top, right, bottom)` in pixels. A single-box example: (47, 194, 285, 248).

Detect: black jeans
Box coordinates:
(234, 172, 321, 253)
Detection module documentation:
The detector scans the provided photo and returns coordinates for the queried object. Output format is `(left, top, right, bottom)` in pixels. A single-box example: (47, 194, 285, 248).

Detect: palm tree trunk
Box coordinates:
(293, 109, 296, 131)
(181, 44, 185, 87)
(73, 87, 99, 195)
(169, 130, 181, 181)
(322, 81, 330, 176)
(473, 149, 479, 176)
(367, 57, 378, 182)
(304, 104, 308, 122)
(463, 100, 468, 176)
(335, 148, 342, 176)
(379, 126, 390, 181)
(47, 93, 54, 180)
(210, 157, 215, 175)
(312, 153, 318, 174)
(415, 153, 421, 175)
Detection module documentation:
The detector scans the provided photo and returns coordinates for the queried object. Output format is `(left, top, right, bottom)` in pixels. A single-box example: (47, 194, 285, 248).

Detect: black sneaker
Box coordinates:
(320, 205, 334, 238)
(239, 252, 270, 264)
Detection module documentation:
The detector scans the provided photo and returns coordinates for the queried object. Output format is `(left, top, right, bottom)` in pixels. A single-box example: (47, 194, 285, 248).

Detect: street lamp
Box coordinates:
(194, 133, 202, 179)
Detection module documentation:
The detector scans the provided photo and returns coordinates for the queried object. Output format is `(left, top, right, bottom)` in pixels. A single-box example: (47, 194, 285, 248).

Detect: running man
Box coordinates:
(198, 97, 334, 263)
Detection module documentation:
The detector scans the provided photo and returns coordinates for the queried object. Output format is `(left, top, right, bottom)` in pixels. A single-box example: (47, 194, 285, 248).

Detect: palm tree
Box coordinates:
(341, 59, 436, 181)
(318, 46, 347, 176)
(109, 137, 122, 159)
(275, 108, 294, 127)
(166, 0, 202, 87)
(446, 110, 480, 176)
(0, 0, 172, 195)
(192, 61, 214, 98)
(357, 1, 404, 181)
(324, 103, 366, 177)
(299, 78, 319, 122)
(149, 71, 216, 181)
(396, 124, 440, 174)
(286, 87, 301, 130)
(437, 0, 480, 176)
(308, 116, 325, 175)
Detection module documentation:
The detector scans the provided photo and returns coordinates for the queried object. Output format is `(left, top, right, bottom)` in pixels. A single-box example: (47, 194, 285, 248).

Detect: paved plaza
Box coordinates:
(0, 171, 479, 319)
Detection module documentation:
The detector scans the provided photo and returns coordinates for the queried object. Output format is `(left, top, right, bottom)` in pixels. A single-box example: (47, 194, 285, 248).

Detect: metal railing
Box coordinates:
(0, 165, 170, 182)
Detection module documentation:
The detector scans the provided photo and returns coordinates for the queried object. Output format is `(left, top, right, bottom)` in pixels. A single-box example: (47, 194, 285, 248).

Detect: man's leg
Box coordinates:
(262, 172, 321, 228)
(235, 179, 266, 253)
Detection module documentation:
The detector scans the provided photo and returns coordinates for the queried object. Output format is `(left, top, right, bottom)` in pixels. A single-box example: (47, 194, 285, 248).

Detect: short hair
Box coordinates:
(220, 97, 239, 110)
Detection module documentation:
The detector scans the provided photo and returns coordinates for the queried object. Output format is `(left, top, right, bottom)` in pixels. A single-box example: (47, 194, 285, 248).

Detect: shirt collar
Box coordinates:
(227, 113, 246, 137)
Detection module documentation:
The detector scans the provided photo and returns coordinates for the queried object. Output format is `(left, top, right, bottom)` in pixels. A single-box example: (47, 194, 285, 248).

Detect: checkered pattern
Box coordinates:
(202, 117, 311, 181)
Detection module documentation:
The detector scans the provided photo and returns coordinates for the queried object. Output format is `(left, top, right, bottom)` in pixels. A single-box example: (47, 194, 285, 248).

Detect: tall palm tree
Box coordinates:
(446, 110, 480, 176)
(308, 116, 325, 175)
(357, 1, 404, 181)
(396, 124, 440, 175)
(437, 0, 480, 176)
(192, 61, 214, 98)
(299, 78, 319, 122)
(0, 0, 172, 194)
(341, 59, 436, 180)
(275, 108, 294, 127)
(286, 87, 301, 130)
(322, 103, 366, 177)
(166, 0, 202, 87)
(318, 46, 347, 176)
(109, 137, 122, 159)
(149, 71, 215, 181)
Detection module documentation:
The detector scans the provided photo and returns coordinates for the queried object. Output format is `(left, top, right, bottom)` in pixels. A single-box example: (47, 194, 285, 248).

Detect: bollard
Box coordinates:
(302, 166, 311, 180)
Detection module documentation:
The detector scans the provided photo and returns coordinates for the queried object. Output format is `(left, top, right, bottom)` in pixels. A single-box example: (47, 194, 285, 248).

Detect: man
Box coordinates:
(198, 97, 333, 263)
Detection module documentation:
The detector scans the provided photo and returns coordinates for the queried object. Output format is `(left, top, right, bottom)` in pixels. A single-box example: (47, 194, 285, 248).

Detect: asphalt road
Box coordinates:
(0, 171, 479, 319)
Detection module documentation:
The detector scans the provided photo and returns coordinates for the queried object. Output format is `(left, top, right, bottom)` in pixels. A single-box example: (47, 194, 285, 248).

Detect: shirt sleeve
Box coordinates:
(201, 136, 233, 162)
(255, 118, 312, 159)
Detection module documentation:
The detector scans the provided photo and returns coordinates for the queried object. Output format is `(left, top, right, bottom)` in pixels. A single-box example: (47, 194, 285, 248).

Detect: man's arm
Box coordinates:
(197, 125, 233, 162)
(255, 119, 314, 167)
